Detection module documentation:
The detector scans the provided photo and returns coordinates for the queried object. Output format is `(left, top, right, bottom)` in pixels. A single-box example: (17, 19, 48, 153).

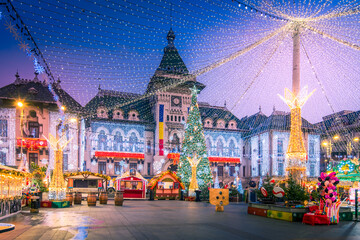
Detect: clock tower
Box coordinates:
(147, 28, 205, 174)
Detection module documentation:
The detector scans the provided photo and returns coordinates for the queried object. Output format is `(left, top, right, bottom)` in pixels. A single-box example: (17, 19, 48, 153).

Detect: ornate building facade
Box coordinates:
(0, 73, 82, 172)
(0, 29, 323, 188)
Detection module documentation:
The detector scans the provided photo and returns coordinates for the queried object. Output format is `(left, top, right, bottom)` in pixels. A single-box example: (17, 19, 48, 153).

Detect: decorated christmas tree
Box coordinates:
(177, 86, 213, 194)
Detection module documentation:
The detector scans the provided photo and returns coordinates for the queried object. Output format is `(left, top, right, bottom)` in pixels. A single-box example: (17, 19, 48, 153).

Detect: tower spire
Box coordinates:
(170, 3, 173, 29)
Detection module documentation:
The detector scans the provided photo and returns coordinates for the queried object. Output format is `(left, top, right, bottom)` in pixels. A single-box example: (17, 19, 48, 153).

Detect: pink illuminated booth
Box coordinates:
(115, 169, 147, 199)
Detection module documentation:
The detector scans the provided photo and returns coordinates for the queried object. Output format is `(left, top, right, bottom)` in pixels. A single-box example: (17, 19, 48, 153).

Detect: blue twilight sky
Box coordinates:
(0, 0, 359, 123)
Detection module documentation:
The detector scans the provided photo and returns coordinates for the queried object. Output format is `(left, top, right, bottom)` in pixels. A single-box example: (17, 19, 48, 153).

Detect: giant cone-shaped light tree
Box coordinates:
(177, 86, 213, 196)
(44, 134, 71, 200)
(278, 23, 315, 183)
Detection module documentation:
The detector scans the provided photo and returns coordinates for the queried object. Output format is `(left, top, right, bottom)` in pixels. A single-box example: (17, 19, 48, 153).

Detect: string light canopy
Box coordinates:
(0, 0, 359, 144)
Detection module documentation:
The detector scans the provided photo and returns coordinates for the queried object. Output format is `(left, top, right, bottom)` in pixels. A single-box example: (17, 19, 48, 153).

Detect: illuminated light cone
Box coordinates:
(278, 24, 315, 183)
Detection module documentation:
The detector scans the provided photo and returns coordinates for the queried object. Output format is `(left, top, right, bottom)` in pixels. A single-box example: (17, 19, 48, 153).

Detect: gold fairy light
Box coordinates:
(43, 134, 72, 201)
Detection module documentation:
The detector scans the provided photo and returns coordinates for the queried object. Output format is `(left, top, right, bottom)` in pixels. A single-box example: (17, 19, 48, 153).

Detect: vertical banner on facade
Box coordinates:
(159, 104, 164, 156)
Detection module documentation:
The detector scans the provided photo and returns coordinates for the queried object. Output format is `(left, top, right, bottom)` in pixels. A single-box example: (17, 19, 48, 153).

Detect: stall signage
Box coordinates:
(17, 138, 48, 150)
(208, 157, 241, 163)
(95, 151, 144, 159)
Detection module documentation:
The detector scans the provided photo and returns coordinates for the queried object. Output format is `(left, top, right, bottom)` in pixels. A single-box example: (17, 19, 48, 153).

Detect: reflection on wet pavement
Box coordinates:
(0, 201, 359, 240)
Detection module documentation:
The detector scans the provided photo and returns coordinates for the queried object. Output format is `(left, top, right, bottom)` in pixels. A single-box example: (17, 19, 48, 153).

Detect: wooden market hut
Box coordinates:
(115, 169, 147, 199)
(64, 171, 110, 194)
(0, 165, 27, 219)
(147, 170, 185, 200)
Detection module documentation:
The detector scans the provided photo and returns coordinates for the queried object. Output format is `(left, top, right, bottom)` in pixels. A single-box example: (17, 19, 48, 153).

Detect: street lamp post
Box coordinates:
(16, 101, 27, 171)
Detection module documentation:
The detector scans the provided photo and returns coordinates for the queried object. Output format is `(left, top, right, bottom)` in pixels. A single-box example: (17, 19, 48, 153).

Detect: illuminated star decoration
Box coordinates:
(278, 85, 316, 109)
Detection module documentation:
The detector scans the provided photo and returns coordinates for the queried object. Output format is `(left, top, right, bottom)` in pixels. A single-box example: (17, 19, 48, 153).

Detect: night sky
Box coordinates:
(1, 0, 359, 123)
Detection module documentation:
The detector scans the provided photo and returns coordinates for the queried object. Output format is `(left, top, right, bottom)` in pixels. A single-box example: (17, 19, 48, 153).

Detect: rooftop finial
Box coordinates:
(273, 105, 276, 112)
(224, 100, 227, 108)
(98, 84, 101, 91)
(167, 28, 175, 48)
(259, 105, 262, 112)
(14, 71, 21, 85)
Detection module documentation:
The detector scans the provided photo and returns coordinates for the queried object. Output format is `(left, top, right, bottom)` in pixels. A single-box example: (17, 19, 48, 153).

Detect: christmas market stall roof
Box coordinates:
(84, 88, 154, 123)
(147, 170, 185, 190)
(116, 170, 148, 182)
(64, 171, 111, 181)
(0, 164, 29, 178)
(0, 72, 83, 113)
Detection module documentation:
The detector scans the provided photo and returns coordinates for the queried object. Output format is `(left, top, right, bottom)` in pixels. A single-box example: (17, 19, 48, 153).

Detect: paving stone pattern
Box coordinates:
(1, 201, 360, 240)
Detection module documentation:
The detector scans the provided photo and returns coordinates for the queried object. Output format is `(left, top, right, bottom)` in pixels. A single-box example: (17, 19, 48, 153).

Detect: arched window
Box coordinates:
(216, 139, 224, 156)
(97, 107, 108, 118)
(113, 110, 123, 120)
(171, 133, 180, 152)
(98, 130, 107, 151)
(206, 138, 212, 155)
(217, 119, 225, 128)
(128, 110, 139, 121)
(113, 131, 123, 151)
(129, 132, 138, 152)
(229, 139, 236, 157)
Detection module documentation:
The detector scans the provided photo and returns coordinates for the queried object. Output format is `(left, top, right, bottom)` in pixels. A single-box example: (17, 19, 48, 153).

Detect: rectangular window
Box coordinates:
(98, 161, 106, 174)
(130, 163, 137, 171)
(28, 122, 40, 138)
(309, 140, 315, 158)
(258, 140, 263, 158)
(218, 166, 223, 177)
(29, 153, 38, 166)
(63, 153, 68, 171)
(243, 166, 245, 177)
(278, 162, 284, 176)
(0, 119, 7, 137)
(277, 139, 284, 157)
(114, 162, 121, 174)
(310, 164, 315, 177)
(0, 152, 6, 165)
(83, 160, 87, 171)
(229, 166, 235, 177)
(258, 163, 261, 176)
(147, 162, 151, 175)
(167, 115, 169, 121)
(147, 141, 151, 154)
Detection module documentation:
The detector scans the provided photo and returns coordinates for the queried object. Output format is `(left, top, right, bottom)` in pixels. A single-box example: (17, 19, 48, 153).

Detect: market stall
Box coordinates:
(0, 165, 27, 219)
(116, 169, 147, 199)
(64, 171, 110, 194)
(147, 170, 185, 200)
(326, 158, 360, 203)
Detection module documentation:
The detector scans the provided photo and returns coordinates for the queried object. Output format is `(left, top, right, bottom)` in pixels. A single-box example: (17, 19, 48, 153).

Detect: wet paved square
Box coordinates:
(1, 201, 360, 240)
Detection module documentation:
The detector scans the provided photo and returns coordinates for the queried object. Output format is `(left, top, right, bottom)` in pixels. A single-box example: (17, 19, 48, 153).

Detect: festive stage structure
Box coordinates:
(278, 23, 315, 183)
